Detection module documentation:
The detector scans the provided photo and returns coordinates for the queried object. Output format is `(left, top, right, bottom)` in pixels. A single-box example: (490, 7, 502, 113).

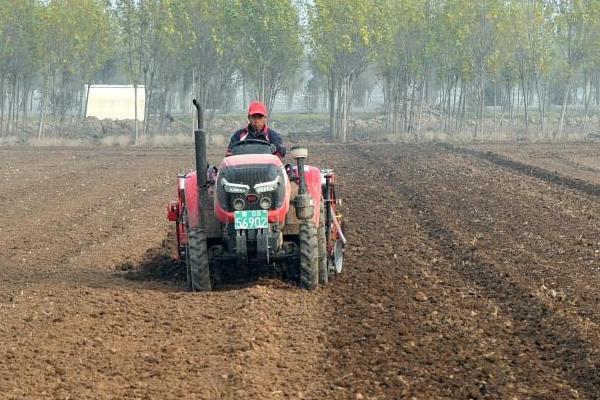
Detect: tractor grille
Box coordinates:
(222, 164, 280, 186)
(217, 164, 286, 211)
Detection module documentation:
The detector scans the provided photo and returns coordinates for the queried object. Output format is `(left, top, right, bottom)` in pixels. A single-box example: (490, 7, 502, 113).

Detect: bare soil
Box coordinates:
(2, 141, 600, 399)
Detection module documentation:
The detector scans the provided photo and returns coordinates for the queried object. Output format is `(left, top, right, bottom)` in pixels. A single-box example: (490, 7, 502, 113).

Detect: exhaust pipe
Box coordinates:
(193, 99, 208, 230)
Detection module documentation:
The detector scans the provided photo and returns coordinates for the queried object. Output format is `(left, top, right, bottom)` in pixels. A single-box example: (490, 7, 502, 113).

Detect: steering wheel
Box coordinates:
(232, 138, 277, 154)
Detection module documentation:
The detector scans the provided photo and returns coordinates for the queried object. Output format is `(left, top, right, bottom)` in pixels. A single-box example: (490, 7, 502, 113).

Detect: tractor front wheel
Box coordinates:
(187, 228, 211, 292)
(299, 222, 318, 290)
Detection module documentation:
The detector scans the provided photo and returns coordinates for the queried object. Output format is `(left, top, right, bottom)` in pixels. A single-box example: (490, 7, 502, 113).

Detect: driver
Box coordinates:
(226, 101, 286, 158)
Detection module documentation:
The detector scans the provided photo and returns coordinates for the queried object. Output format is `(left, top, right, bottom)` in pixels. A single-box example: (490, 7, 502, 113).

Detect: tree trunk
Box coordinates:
(158, 74, 169, 132)
(415, 76, 425, 142)
(50, 72, 57, 138)
(511, 86, 516, 130)
(7, 76, 16, 135)
(343, 75, 354, 143)
(21, 78, 31, 138)
(58, 71, 68, 136)
(408, 79, 417, 133)
(438, 81, 445, 132)
(38, 90, 47, 140)
(457, 78, 463, 133)
(37, 76, 47, 139)
(393, 78, 401, 135)
(260, 65, 265, 104)
(335, 78, 342, 140)
(520, 68, 529, 132)
(242, 74, 247, 110)
(82, 82, 90, 120)
(557, 75, 572, 140)
(382, 76, 390, 132)
(447, 80, 453, 132)
(134, 82, 139, 144)
(506, 81, 515, 123)
(534, 73, 545, 138)
(492, 80, 497, 137)
(460, 81, 467, 133)
(14, 75, 21, 135)
(401, 78, 408, 132)
(340, 79, 348, 142)
(594, 72, 600, 106)
(385, 76, 396, 134)
(328, 73, 336, 139)
(475, 71, 484, 139)
(0, 73, 4, 137)
(143, 67, 152, 138)
(582, 75, 592, 135)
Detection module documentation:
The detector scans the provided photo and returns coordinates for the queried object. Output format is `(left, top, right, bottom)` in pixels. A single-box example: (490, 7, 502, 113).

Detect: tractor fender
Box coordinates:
(183, 171, 200, 228)
(183, 171, 221, 236)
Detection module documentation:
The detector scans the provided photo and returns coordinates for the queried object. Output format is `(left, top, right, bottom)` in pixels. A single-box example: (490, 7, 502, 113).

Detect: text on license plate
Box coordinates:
(234, 210, 268, 230)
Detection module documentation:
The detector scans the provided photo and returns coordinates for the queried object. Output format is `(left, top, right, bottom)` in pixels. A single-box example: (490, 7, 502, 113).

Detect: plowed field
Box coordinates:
(2, 141, 600, 399)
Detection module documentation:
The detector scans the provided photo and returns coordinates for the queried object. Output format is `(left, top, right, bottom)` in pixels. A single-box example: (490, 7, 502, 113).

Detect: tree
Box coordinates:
(224, 0, 303, 113)
(307, 0, 384, 141)
(377, 0, 430, 138)
(114, 0, 144, 142)
(553, 0, 588, 139)
(175, 0, 240, 127)
(0, 0, 40, 137)
(36, 0, 112, 138)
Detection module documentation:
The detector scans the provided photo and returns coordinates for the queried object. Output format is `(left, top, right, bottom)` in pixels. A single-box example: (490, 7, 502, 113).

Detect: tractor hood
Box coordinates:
(215, 154, 290, 218)
(218, 153, 284, 169)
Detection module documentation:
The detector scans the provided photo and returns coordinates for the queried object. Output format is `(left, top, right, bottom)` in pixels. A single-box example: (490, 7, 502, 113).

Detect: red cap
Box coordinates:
(248, 101, 268, 116)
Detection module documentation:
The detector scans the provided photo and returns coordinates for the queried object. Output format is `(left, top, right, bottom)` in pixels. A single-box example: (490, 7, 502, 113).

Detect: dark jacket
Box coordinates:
(226, 125, 286, 158)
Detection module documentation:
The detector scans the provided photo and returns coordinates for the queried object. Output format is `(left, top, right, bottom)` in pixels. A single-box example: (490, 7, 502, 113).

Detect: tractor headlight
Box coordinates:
(232, 198, 246, 211)
(259, 197, 272, 210)
(222, 178, 250, 194)
(254, 176, 280, 193)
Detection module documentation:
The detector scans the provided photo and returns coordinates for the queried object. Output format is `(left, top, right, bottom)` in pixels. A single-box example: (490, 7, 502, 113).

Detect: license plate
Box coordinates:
(234, 210, 268, 230)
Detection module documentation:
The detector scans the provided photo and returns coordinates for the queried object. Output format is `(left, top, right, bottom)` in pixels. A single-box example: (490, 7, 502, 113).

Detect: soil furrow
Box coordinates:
(0, 146, 330, 399)
(352, 144, 600, 398)
(4, 143, 600, 399)
(309, 145, 571, 398)
(446, 143, 600, 196)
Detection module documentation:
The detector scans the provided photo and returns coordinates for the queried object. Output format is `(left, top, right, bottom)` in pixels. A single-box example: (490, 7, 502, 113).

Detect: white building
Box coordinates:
(85, 84, 145, 120)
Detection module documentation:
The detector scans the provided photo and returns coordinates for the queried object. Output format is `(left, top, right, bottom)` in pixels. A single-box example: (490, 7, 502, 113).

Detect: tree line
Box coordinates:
(2, 0, 600, 142)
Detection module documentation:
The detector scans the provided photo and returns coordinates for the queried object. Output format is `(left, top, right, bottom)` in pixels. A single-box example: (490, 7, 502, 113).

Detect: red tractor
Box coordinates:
(167, 100, 346, 291)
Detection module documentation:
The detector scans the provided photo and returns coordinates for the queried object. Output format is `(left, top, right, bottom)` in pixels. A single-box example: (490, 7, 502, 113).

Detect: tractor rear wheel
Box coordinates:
(185, 244, 192, 291)
(318, 205, 328, 285)
(299, 222, 318, 290)
(187, 228, 211, 292)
